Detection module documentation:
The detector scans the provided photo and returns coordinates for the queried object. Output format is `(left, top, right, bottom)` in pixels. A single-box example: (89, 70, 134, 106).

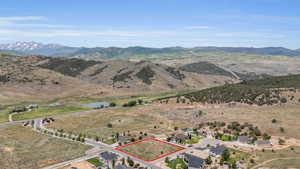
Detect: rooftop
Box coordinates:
(237, 136, 249, 143)
(182, 153, 204, 168)
(99, 151, 118, 161)
(86, 102, 110, 109)
(210, 145, 228, 155)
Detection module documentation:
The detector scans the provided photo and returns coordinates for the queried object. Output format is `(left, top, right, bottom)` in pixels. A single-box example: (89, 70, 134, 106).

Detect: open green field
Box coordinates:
(167, 158, 187, 169)
(118, 139, 184, 161)
(0, 125, 92, 169)
(250, 146, 300, 169)
(12, 106, 90, 121)
(87, 157, 103, 167)
(0, 109, 10, 123)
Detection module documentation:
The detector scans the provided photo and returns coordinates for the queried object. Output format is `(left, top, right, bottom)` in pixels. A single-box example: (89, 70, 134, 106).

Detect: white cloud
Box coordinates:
(0, 29, 179, 38)
(185, 26, 211, 30)
(0, 16, 46, 21)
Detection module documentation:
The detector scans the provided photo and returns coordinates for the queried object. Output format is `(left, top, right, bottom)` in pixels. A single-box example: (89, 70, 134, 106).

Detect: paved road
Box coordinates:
(36, 119, 163, 169)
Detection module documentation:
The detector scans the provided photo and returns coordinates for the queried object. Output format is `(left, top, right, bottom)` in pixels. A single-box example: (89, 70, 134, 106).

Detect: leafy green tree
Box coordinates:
(127, 157, 134, 167)
(205, 156, 212, 165)
(110, 102, 116, 107)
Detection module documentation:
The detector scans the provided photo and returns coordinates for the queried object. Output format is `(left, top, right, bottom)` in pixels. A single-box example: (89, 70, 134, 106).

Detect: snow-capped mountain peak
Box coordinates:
(0, 41, 64, 51)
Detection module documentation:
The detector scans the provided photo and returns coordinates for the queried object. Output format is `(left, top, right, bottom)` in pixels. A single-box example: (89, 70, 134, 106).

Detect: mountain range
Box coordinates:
(1, 42, 300, 60)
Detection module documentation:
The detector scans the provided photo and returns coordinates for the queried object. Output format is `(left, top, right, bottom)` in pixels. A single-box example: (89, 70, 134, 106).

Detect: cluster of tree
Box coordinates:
(220, 150, 237, 169)
(204, 121, 271, 143)
(122, 99, 143, 107)
(176, 74, 300, 106)
(43, 129, 86, 143)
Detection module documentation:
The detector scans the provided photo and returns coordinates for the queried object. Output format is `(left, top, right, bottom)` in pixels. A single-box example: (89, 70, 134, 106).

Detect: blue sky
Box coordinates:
(0, 0, 299, 48)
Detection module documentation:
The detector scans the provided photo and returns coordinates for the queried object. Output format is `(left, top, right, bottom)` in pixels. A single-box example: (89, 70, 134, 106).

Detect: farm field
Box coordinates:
(0, 125, 91, 169)
(116, 138, 185, 161)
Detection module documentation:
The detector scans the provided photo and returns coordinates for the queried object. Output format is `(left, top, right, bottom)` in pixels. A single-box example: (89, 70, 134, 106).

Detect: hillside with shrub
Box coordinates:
(178, 75, 300, 105)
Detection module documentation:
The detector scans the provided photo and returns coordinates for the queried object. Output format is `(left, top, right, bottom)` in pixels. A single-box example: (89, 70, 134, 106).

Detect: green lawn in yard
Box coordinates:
(103, 138, 116, 145)
(183, 136, 200, 144)
(221, 135, 233, 141)
(12, 106, 90, 121)
(87, 157, 103, 167)
(167, 158, 187, 169)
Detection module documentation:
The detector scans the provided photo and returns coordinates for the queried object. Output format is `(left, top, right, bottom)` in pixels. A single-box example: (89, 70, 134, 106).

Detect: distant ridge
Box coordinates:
(1, 42, 300, 59)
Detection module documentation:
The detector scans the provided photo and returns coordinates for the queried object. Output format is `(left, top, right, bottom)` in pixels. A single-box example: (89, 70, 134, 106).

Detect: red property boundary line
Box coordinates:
(115, 138, 186, 162)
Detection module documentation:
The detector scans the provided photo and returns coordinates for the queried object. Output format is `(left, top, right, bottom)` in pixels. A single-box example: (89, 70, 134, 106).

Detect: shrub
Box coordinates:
(107, 123, 113, 128)
(279, 138, 285, 145)
(109, 102, 116, 107)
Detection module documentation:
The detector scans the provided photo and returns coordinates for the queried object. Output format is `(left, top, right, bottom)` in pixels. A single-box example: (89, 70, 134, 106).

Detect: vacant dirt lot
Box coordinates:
(0, 125, 91, 169)
(117, 138, 185, 161)
(47, 105, 185, 140)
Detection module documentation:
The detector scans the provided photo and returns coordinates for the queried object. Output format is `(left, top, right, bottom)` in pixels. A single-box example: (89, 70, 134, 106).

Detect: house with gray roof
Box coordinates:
(86, 102, 110, 109)
(209, 145, 228, 157)
(117, 136, 131, 144)
(182, 153, 204, 169)
(115, 165, 129, 169)
(237, 136, 250, 144)
(99, 151, 118, 162)
(255, 140, 272, 147)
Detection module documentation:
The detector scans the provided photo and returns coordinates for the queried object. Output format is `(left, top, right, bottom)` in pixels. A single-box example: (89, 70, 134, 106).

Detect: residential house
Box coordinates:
(115, 164, 129, 169)
(99, 151, 118, 164)
(237, 136, 249, 144)
(175, 134, 189, 142)
(182, 153, 205, 169)
(209, 145, 228, 157)
(182, 128, 194, 134)
(117, 136, 131, 144)
(26, 104, 39, 110)
(49, 102, 61, 107)
(255, 140, 272, 147)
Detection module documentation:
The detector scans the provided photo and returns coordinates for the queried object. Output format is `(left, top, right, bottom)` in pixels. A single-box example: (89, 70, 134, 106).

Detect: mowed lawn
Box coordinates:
(12, 106, 90, 121)
(0, 125, 92, 169)
(118, 139, 184, 161)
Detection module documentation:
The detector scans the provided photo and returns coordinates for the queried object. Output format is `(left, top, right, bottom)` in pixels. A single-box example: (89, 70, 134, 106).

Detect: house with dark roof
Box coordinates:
(99, 151, 118, 162)
(182, 153, 204, 169)
(237, 136, 250, 144)
(209, 145, 228, 157)
(255, 140, 272, 147)
(115, 165, 126, 169)
(182, 128, 194, 134)
(174, 134, 189, 142)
